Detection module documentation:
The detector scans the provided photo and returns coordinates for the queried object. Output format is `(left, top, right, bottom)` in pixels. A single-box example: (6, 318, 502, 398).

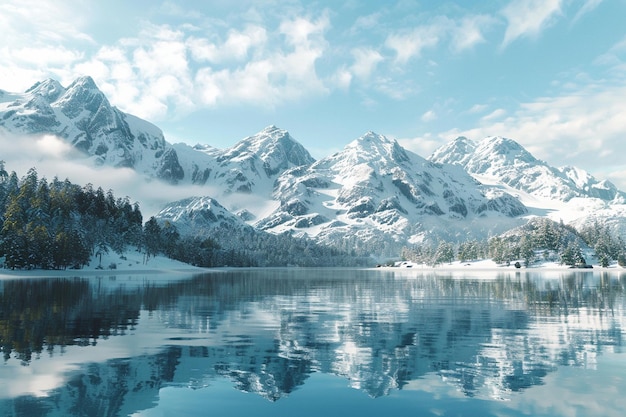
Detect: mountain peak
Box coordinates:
(25, 78, 65, 102)
(429, 134, 625, 202)
(451, 136, 473, 148)
(358, 131, 393, 143)
(67, 75, 98, 90)
(255, 125, 295, 145)
(219, 126, 315, 178)
(475, 136, 537, 164)
(262, 124, 280, 133)
(349, 131, 390, 148)
(429, 136, 476, 166)
(315, 131, 416, 174)
(233, 125, 304, 152)
(55, 76, 109, 119)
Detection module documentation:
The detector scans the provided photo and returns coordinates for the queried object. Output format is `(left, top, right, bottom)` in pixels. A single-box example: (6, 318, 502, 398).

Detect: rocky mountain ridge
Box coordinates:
(2, 76, 625, 256)
(429, 136, 625, 203)
(1, 76, 185, 183)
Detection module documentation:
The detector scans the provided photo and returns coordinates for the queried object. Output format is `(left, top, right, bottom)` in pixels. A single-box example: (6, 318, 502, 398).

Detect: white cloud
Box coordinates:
(0, 0, 93, 91)
(9, 46, 84, 66)
(279, 13, 329, 48)
(501, 0, 563, 47)
(397, 132, 444, 158)
(329, 67, 353, 90)
(385, 23, 443, 64)
(350, 48, 384, 81)
(157, 1, 205, 20)
(0, 132, 219, 217)
(594, 36, 626, 73)
(573, 0, 603, 23)
(0, 0, 93, 45)
(421, 110, 437, 122)
(188, 14, 330, 108)
(187, 25, 267, 63)
(0, 2, 333, 117)
(384, 13, 494, 65)
(450, 15, 496, 52)
(467, 104, 488, 114)
(67, 11, 330, 118)
(481, 108, 507, 121)
(34, 135, 76, 159)
(350, 12, 383, 34)
(374, 77, 418, 100)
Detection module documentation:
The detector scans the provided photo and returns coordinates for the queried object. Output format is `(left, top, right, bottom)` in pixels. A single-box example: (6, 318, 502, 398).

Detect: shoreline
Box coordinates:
(2, 261, 625, 279)
(385, 259, 626, 273)
(0, 267, 207, 279)
(2, 248, 625, 279)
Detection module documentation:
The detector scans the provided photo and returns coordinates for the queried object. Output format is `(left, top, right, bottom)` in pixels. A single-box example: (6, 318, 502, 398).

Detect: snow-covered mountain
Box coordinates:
(0, 76, 185, 183)
(253, 131, 526, 254)
(429, 136, 625, 203)
(428, 135, 626, 240)
(0, 78, 312, 193)
(172, 125, 314, 195)
(2, 76, 626, 257)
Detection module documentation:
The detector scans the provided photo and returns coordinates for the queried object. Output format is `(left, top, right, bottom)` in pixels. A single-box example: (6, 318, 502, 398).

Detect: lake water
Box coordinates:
(1, 268, 626, 417)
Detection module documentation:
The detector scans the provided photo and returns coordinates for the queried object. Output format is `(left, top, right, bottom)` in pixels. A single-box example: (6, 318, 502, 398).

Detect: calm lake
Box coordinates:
(1, 268, 626, 417)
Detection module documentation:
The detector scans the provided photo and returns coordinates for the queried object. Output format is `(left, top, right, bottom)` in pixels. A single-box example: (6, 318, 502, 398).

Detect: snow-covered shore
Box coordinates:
(0, 249, 206, 278)
(2, 249, 625, 279)
(389, 258, 626, 273)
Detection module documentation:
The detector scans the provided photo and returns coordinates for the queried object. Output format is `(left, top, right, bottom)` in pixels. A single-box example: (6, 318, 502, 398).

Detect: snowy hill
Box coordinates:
(0, 78, 312, 194)
(156, 196, 254, 237)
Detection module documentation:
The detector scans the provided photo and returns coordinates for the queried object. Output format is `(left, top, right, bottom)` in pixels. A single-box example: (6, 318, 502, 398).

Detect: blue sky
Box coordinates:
(1, 0, 626, 188)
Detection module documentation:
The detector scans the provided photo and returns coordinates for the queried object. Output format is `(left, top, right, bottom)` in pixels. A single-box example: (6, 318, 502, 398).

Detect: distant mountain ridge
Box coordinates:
(429, 136, 625, 203)
(2, 76, 626, 256)
(255, 131, 527, 254)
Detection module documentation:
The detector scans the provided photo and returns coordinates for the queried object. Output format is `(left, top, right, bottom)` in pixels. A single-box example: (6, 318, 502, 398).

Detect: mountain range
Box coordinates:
(2, 76, 625, 257)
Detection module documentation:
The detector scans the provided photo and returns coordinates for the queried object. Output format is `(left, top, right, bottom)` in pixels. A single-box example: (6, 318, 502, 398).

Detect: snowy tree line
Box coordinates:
(0, 165, 143, 269)
(401, 218, 626, 268)
(0, 164, 368, 270)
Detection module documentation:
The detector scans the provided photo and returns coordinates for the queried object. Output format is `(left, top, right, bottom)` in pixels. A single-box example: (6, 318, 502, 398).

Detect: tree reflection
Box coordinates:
(1, 269, 626, 414)
(0, 278, 141, 363)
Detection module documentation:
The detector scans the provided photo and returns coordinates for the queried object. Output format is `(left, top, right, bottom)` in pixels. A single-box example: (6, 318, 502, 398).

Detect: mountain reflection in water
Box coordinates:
(1, 269, 625, 416)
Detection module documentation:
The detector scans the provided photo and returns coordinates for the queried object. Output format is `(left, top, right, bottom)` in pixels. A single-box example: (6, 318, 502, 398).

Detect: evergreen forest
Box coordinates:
(401, 217, 626, 268)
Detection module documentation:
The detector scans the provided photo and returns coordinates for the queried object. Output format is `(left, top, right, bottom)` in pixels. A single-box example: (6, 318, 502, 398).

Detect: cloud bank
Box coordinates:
(0, 133, 216, 218)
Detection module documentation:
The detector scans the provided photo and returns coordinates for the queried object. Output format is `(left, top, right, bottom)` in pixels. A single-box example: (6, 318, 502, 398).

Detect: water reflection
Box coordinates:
(1, 269, 625, 416)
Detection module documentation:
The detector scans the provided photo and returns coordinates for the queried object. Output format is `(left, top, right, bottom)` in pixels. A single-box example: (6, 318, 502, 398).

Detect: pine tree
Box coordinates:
(518, 235, 534, 267)
(560, 240, 583, 266)
(143, 217, 162, 261)
(434, 241, 454, 265)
